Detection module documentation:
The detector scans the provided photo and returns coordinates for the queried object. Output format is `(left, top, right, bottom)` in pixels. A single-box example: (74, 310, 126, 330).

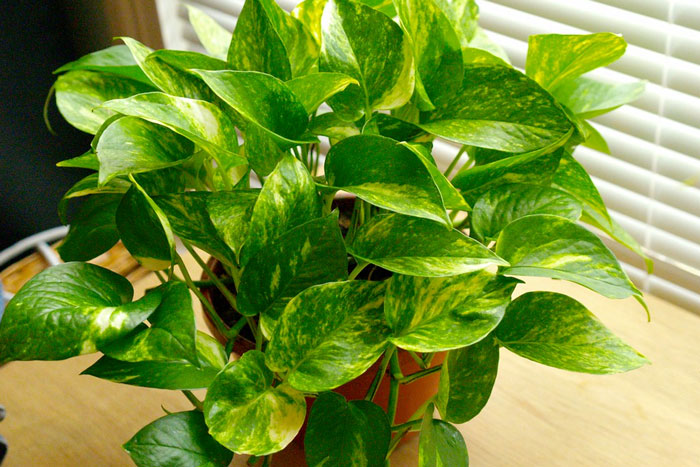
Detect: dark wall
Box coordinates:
(0, 2, 92, 251)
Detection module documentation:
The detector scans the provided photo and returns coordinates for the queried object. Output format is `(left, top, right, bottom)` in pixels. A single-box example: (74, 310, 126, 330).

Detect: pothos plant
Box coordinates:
(0, 0, 651, 465)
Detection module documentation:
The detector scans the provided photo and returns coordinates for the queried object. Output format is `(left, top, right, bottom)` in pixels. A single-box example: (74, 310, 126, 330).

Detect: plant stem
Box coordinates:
(408, 351, 428, 369)
(228, 316, 248, 342)
(390, 418, 422, 432)
(182, 390, 203, 411)
(183, 242, 238, 311)
(422, 352, 436, 367)
(443, 145, 467, 178)
(385, 398, 434, 460)
(387, 352, 403, 425)
(364, 346, 396, 401)
(397, 365, 442, 385)
(248, 317, 263, 351)
(154, 270, 167, 284)
(322, 192, 335, 216)
(192, 278, 235, 288)
(348, 261, 369, 280)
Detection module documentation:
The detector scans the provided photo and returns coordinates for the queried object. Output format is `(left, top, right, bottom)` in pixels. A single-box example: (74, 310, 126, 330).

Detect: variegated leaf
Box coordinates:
(57, 150, 100, 171)
(187, 5, 232, 60)
(526, 33, 627, 92)
(57, 173, 130, 223)
(432, 0, 479, 49)
(308, 112, 360, 140)
(101, 92, 246, 170)
(471, 183, 582, 241)
(55, 70, 153, 134)
(419, 411, 469, 467)
(552, 76, 645, 119)
(124, 411, 233, 467)
(54, 44, 152, 84)
(83, 332, 228, 390)
(291, 0, 326, 44)
(348, 213, 507, 277)
(370, 114, 425, 141)
(324, 135, 451, 225)
(320, 0, 415, 119)
(204, 351, 306, 455)
(496, 292, 649, 374)
(496, 214, 641, 300)
(0, 263, 159, 363)
(265, 281, 390, 392)
(238, 214, 348, 317)
(57, 194, 121, 262)
(394, 0, 463, 109)
(96, 116, 195, 185)
(286, 72, 358, 113)
(241, 154, 321, 265)
(464, 27, 511, 65)
(101, 282, 197, 365)
(385, 271, 518, 352)
(451, 147, 565, 204)
(437, 338, 499, 423)
(420, 65, 573, 153)
(305, 392, 391, 467)
(207, 190, 259, 259)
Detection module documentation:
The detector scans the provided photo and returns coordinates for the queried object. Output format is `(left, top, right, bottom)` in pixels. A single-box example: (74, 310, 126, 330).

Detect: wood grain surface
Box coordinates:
(1, 248, 698, 466)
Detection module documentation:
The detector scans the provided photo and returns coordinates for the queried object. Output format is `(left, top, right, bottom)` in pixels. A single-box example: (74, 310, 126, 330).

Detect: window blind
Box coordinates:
(154, 0, 700, 313)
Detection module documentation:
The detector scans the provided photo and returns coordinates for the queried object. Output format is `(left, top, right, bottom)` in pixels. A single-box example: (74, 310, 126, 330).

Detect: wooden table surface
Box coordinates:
(1, 250, 699, 466)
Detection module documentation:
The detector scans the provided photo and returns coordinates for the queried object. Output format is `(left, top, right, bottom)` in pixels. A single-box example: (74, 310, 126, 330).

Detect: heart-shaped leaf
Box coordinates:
(325, 135, 450, 225)
(420, 65, 573, 153)
(437, 338, 499, 423)
(305, 392, 391, 467)
(207, 190, 259, 259)
(496, 292, 649, 374)
(370, 114, 425, 141)
(464, 27, 510, 65)
(57, 194, 122, 262)
(124, 411, 233, 467)
(348, 213, 507, 277)
(241, 154, 321, 265)
(309, 112, 360, 140)
(55, 70, 153, 134)
(101, 282, 197, 365)
(320, 0, 414, 119)
(0, 263, 159, 363)
(471, 183, 582, 241)
(385, 271, 518, 352)
(496, 214, 641, 300)
(286, 72, 358, 113)
(83, 332, 227, 390)
(265, 281, 390, 392)
(552, 76, 645, 119)
(291, 0, 326, 44)
(187, 5, 232, 60)
(394, 0, 463, 109)
(526, 33, 627, 92)
(238, 214, 348, 317)
(54, 44, 152, 84)
(96, 116, 195, 185)
(419, 411, 469, 467)
(204, 350, 306, 455)
(57, 150, 100, 171)
(433, 0, 479, 49)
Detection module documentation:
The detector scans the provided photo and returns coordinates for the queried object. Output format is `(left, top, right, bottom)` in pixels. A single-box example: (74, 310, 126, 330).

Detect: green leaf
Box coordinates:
(121, 37, 227, 100)
(57, 174, 130, 223)
(101, 282, 197, 365)
(238, 214, 348, 317)
(286, 72, 358, 113)
(187, 5, 233, 60)
(83, 332, 228, 390)
(206, 190, 259, 259)
(496, 292, 649, 374)
(402, 142, 470, 211)
(57, 150, 100, 171)
(451, 147, 565, 204)
(471, 183, 582, 241)
(124, 411, 233, 467)
(419, 411, 469, 467)
(464, 27, 510, 65)
(394, 0, 464, 109)
(308, 112, 360, 140)
(437, 338, 499, 424)
(320, 0, 414, 118)
(265, 281, 390, 392)
(358, 0, 396, 16)
(526, 33, 627, 92)
(117, 185, 175, 271)
(553, 76, 645, 119)
(57, 194, 121, 262)
(229, 0, 318, 79)
(55, 70, 153, 134)
(420, 65, 573, 153)
(193, 70, 311, 148)
(385, 271, 518, 352)
(101, 92, 246, 169)
(370, 114, 426, 142)
(496, 214, 641, 300)
(291, 0, 326, 44)
(204, 350, 306, 456)
(325, 135, 450, 225)
(579, 120, 611, 154)
(348, 213, 507, 277)
(433, 0, 479, 48)
(305, 392, 391, 467)
(551, 153, 652, 272)
(241, 154, 321, 265)
(96, 116, 195, 185)
(155, 192, 237, 266)
(54, 44, 153, 84)
(0, 263, 159, 363)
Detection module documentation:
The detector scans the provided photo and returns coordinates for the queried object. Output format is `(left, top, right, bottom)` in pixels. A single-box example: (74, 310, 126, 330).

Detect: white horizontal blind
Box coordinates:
(155, 0, 700, 313)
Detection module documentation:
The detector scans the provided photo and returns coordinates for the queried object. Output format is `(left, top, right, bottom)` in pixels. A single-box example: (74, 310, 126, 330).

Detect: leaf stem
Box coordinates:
(348, 261, 369, 280)
(183, 241, 238, 311)
(443, 145, 467, 178)
(154, 270, 167, 284)
(248, 317, 263, 351)
(182, 390, 203, 411)
(390, 418, 422, 432)
(385, 397, 434, 460)
(408, 351, 428, 369)
(387, 352, 402, 425)
(397, 365, 442, 385)
(364, 346, 396, 401)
